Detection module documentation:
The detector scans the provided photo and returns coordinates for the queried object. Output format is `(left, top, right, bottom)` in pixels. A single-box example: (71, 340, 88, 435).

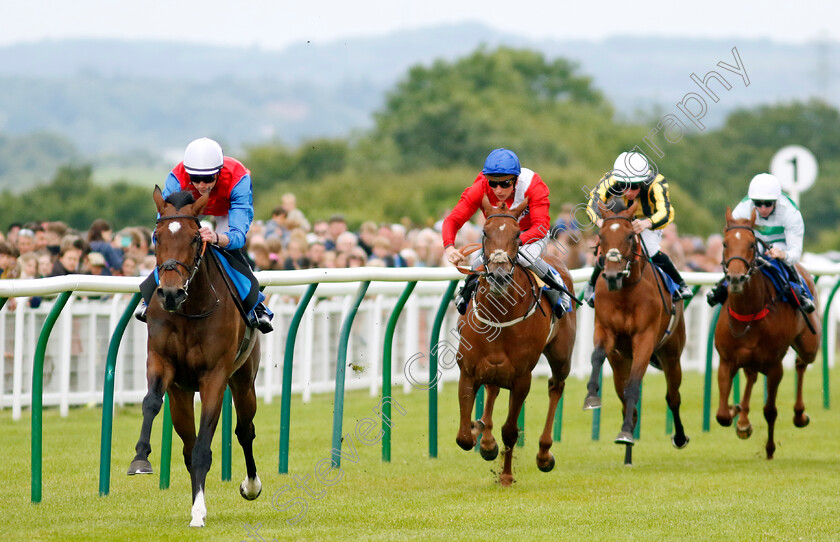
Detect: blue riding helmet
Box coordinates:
(482, 148, 521, 176)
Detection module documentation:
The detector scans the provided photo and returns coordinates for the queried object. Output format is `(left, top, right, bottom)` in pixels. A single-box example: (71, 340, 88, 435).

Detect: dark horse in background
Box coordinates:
(455, 198, 577, 486)
(583, 201, 689, 465)
(127, 187, 262, 527)
(714, 207, 821, 459)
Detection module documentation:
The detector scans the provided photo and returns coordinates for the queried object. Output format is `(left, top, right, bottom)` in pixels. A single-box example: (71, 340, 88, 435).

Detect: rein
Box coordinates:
(155, 213, 221, 319)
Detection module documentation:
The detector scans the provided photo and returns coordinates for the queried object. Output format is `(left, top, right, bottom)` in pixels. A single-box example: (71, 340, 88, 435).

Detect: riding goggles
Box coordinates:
(752, 199, 775, 208)
(488, 178, 515, 189)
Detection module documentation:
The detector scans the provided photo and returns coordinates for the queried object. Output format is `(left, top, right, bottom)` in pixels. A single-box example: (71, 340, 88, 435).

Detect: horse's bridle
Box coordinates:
(722, 224, 768, 278)
(599, 215, 640, 277)
(155, 213, 207, 301)
(481, 212, 521, 280)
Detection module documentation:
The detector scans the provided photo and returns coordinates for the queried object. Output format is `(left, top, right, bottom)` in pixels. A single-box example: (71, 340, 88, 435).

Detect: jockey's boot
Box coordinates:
(780, 261, 816, 314)
(705, 280, 728, 307)
(583, 265, 602, 308)
(454, 274, 479, 315)
(529, 259, 570, 318)
(795, 290, 816, 314)
(134, 301, 147, 323)
(253, 303, 274, 333)
(651, 251, 693, 301)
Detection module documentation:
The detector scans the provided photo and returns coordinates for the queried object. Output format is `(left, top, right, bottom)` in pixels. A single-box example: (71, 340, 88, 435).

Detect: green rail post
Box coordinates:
(429, 280, 458, 459)
(221, 386, 232, 481)
(474, 385, 485, 452)
(0, 297, 7, 311)
(31, 291, 72, 503)
(159, 395, 172, 489)
(553, 394, 564, 442)
(591, 365, 602, 441)
(821, 278, 840, 409)
(703, 305, 723, 432)
(279, 283, 318, 474)
(99, 292, 141, 496)
(517, 404, 525, 447)
(330, 281, 370, 468)
(381, 281, 417, 463)
(633, 380, 643, 440)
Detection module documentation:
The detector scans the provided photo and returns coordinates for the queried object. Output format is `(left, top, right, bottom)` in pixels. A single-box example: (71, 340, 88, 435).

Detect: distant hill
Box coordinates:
(0, 24, 836, 177)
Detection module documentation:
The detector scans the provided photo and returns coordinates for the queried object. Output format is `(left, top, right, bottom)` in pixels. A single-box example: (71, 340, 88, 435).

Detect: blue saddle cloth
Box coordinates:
(652, 265, 679, 297)
(760, 258, 812, 302)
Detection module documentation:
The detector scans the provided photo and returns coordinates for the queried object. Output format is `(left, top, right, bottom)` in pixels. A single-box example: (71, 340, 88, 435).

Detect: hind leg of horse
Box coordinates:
(736, 369, 758, 439)
(792, 358, 810, 428)
(229, 357, 261, 501)
(763, 365, 782, 459)
(662, 356, 689, 449)
(500, 376, 532, 487)
(584, 327, 611, 410)
(128, 353, 173, 474)
(536, 375, 565, 472)
(189, 372, 229, 527)
(792, 329, 819, 428)
(478, 385, 500, 461)
(715, 358, 738, 427)
(456, 375, 478, 451)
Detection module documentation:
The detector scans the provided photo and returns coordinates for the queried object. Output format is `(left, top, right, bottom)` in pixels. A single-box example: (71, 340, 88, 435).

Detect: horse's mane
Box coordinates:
(165, 190, 197, 210)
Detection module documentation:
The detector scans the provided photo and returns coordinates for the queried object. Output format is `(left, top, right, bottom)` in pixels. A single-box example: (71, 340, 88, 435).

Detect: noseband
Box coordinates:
(599, 215, 640, 276)
(156, 214, 206, 296)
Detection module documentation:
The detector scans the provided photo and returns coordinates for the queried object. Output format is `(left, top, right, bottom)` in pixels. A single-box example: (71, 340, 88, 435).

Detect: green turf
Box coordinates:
(2, 365, 840, 541)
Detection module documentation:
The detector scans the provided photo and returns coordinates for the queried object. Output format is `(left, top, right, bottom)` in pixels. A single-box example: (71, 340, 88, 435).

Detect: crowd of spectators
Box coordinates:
(0, 192, 726, 301)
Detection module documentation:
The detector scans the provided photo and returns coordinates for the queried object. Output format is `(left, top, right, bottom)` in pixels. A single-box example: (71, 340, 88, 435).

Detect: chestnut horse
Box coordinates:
(583, 201, 689, 465)
(455, 198, 577, 486)
(714, 207, 821, 459)
(127, 187, 262, 527)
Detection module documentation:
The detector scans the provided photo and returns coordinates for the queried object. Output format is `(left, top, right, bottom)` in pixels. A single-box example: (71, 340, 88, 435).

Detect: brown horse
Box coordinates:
(455, 198, 577, 486)
(583, 201, 689, 465)
(127, 187, 262, 527)
(714, 207, 821, 459)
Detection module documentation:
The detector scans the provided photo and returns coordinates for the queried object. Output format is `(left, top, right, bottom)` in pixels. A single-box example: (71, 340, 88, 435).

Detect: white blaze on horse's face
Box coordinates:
(735, 231, 741, 240)
(499, 223, 506, 231)
(168, 222, 182, 235)
(609, 223, 620, 232)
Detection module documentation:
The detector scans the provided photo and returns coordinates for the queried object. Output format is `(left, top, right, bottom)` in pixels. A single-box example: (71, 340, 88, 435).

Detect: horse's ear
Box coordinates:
(192, 192, 210, 216)
(480, 195, 493, 216)
(597, 200, 609, 219)
(749, 207, 757, 226)
(510, 197, 529, 218)
(625, 200, 639, 218)
(725, 206, 734, 225)
(153, 185, 166, 215)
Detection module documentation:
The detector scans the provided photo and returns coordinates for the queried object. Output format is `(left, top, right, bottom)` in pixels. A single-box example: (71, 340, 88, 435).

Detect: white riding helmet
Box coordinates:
(183, 138, 224, 175)
(612, 151, 651, 184)
(747, 173, 782, 201)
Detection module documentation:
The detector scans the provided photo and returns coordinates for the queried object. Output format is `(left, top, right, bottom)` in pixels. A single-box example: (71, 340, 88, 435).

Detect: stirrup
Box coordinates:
(583, 283, 595, 308)
(798, 295, 816, 314)
(674, 284, 693, 301)
(253, 305, 274, 333)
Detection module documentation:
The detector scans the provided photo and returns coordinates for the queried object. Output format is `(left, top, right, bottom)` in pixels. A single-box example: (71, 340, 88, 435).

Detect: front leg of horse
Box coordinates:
(189, 376, 228, 527)
(455, 376, 478, 451)
(128, 365, 171, 475)
(715, 358, 738, 427)
(500, 378, 531, 487)
(735, 369, 758, 440)
(663, 359, 689, 449)
(583, 346, 607, 410)
(230, 362, 262, 501)
(615, 377, 641, 445)
(478, 385, 500, 461)
(763, 367, 782, 459)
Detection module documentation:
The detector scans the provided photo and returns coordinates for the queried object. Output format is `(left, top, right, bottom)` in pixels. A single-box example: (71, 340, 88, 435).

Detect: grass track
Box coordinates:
(2, 366, 840, 541)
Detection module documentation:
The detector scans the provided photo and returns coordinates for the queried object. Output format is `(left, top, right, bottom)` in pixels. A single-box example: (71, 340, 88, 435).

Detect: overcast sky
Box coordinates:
(3, 0, 837, 50)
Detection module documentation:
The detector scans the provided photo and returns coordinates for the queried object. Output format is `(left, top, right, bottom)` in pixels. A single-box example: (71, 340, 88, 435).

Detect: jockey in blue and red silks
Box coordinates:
(136, 137, 274, 333)
(442, 148, 571, 318)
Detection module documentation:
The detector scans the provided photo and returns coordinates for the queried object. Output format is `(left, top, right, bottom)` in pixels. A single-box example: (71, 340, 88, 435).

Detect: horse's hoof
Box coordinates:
(794, 414, 810, 428)
(537, 453, 555, 473)
(615, 432, 634, 445)
(735, 424, 752, 439)
(127, 459, 153, 475)
(583, 395, 602, 410)
(499, 474, 514, 487)
(479, 442, 499, 462)
(671, 435, 690, 449)
(240, 475, 262, 500)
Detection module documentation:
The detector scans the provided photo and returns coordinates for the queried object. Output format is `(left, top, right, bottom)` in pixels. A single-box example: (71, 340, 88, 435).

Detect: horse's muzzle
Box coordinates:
(157, 287, 188, 312)
(726, 273, 748, 294)
(603, 271, 624, 292)
(486, 267, 513, 295)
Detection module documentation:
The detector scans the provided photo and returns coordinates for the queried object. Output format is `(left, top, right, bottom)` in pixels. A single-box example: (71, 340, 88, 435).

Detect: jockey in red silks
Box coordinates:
(136, 137, 273, 333)
(442, 148, 571, 318)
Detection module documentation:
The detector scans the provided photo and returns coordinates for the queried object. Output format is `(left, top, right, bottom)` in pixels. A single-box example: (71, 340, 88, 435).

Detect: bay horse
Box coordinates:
(714, 207, 821, 459)
(455, 198, 577, 486)
(127, 187, 262, 527)
(582, 201, 689, 465)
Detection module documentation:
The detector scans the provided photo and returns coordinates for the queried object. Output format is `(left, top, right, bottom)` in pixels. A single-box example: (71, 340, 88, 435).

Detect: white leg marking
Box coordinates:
(240, 474, 262, 500)
(190, 488, 206, 528)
